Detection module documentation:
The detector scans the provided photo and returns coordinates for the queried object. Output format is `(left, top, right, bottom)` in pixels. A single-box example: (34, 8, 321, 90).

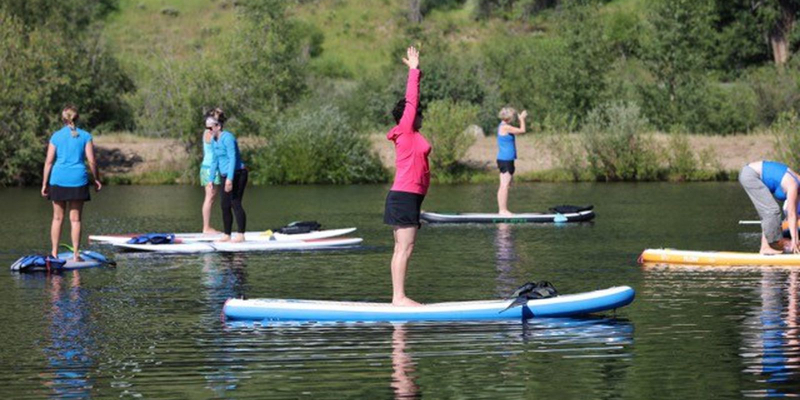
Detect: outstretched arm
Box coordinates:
(398, 46, 421, 132)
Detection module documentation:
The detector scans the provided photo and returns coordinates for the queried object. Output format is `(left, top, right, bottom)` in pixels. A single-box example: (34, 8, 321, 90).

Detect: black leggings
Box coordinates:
(221, 169, 247, 235)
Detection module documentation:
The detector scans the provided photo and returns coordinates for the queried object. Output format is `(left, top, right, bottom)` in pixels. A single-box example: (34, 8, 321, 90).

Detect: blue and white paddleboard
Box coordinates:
(113, 237, 363, 253)
(420, 210, 595, 224)
(223, 286, 635, 322)
(10, 251, 113, 272)
(90, 228, 356, 245)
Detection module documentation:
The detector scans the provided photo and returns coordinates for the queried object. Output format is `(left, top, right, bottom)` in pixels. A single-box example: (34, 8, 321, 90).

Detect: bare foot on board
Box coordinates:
(216, 235, 231, 243)
(392, 297, 423, 307)
(760, 246, 784, 255)
(231, 234, 245, 243)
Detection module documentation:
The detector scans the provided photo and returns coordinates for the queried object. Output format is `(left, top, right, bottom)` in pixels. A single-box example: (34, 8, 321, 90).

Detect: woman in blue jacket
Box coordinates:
(41, 105, 102, 260)
(206, 112, 247, 242)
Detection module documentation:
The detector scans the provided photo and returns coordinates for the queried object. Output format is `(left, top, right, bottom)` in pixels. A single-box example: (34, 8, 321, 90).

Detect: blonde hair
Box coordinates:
(498, 107, 516, 122)
(61, 105, 79, 137)
(206, 107, 226, 126)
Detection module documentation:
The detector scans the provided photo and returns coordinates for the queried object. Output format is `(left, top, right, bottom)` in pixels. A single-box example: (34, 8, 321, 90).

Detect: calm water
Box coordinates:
(0, 183, 798, 399)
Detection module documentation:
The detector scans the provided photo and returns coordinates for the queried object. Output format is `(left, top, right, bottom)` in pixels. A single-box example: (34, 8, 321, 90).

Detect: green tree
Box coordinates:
(639, 0, 717, 131)
(0, 9, 132, 185)
(227, 0, 309, 136)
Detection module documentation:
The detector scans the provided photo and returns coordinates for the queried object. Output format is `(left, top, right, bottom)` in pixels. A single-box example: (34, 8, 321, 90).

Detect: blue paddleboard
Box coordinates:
(223, 286, 635, 322)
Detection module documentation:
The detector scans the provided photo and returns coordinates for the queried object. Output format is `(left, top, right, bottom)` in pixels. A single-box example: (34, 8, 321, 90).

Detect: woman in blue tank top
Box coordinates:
(199, 108, 224, 234)
(40, 105, 102, 261)
(739, 160, 800, 254)
(496, 107, 527, 215)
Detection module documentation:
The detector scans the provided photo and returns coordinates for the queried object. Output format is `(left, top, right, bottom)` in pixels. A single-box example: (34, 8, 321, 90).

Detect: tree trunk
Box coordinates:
(409, 0, 422, 23)
(770, 0, 797, 66)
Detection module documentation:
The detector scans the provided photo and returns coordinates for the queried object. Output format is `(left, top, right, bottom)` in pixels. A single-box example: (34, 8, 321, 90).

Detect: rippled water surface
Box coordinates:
(0, 183, 798, 399)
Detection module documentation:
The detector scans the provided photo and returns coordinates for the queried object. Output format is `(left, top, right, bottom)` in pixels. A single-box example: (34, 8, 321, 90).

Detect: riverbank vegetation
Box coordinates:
(3, 0, 800, 185)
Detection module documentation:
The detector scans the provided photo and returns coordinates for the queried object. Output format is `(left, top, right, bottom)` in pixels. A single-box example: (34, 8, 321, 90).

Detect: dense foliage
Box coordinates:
(5, 0, 800, 185)
(249, 105, 387, 184)
(0, 2, 132, 185)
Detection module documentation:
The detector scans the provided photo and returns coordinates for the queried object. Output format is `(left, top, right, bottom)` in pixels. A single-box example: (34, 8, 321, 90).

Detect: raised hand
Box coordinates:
(519, 110, 528, 120)
(402, 46, 420, 70)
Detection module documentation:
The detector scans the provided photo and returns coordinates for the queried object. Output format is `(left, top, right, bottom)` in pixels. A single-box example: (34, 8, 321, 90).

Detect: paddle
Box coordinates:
(739, 220, 761, 225)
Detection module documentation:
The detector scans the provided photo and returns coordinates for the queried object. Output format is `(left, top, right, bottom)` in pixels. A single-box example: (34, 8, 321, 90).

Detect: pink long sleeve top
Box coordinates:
(387, 68, 431, 195)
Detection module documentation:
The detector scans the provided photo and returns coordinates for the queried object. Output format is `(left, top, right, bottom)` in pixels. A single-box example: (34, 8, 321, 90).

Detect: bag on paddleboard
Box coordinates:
(127, 233, 176, 245)
(501, 281, 559, 313)
(275, 221, 322, 235)
(548, 205, 593, 214)
(10, 255, 67, 272)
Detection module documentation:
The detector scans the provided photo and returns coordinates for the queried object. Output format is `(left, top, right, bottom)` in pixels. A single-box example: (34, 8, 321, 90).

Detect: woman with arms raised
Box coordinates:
(384, 46, 431, 307)
(41, 105, 102, 260)
(496, 107, 527, 215)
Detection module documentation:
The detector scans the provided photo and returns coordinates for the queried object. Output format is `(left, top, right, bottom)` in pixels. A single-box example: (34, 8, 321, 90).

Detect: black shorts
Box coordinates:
(384, 190, 425, 228)
(497, 160, 515, 175)
(47, 184, 90, 202)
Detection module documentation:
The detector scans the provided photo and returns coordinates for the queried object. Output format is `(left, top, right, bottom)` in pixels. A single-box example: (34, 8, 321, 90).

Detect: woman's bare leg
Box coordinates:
(497, 172, 513, 215)
(202, 184, 219, 234)
(392, 226, 422, 306)
(50, 201, 66, 257)
(68, 201, 84, 261)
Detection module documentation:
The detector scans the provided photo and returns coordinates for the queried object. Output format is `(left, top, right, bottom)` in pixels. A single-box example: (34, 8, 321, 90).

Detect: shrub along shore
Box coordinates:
(96, 131, 776, 185)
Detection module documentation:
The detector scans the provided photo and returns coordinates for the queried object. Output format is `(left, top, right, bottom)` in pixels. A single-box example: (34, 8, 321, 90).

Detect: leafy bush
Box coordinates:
(747, 65, 800, 126)
(581, 101, 662, 181)
(249, 105, 387, 184)
(423, 100, 480, 178)
(772, 112, 800, 169)
(665, 134, 724, 181)
(0, 10, 133, 185)
(545, 133, 587, 181)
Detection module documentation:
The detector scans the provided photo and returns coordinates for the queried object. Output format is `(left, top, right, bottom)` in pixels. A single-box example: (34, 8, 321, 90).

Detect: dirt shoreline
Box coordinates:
(94, 132, 777, 180)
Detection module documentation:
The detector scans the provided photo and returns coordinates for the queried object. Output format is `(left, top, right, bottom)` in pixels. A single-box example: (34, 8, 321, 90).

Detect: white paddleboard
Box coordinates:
(113, 237, 363, 253)
(90, 227, 356, 244)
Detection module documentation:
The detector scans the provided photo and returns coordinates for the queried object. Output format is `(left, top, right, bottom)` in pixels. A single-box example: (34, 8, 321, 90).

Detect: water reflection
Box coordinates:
(218, 317, 633, 397)
(391, 323, 419, 399)
(741, 271, 800, 397)
(44, 272, 94, 398)
(494, 224, 518, 295)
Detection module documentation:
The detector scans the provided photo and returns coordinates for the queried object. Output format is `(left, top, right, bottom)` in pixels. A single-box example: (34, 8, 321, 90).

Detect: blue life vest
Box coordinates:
(127, 233, 176, 245)
(10, 255, 66, 272)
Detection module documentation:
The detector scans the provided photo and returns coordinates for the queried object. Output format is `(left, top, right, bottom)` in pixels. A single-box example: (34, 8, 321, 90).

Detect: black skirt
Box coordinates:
(497, 160, 516, 175)
(48, 184, 90, 202)
(384, 190, 425, 228)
